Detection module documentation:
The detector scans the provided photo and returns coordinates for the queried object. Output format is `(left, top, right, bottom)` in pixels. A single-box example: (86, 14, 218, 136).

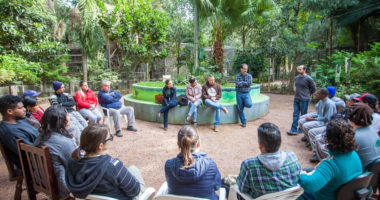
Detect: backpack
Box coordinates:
(177, 94, 188, 106)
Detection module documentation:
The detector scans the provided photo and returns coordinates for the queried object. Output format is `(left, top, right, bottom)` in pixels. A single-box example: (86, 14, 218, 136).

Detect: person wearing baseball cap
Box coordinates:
(356, 93, 380, 135)
(344, 93, 361, 107)
(23, 90, 44, 122)
(50, 81, 88, 132)
(23, 90, 41, 98)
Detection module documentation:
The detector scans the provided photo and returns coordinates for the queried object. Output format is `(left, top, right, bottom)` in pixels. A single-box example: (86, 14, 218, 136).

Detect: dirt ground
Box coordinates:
(0, 93, 317, 199)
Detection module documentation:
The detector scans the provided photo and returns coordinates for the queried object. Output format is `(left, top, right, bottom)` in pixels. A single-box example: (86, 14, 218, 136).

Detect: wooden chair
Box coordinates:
(336, 172, 374, 200)
(228, 184, 303, 200)
(154, 182, 226, 200)
(16, 139, 60, 200)
(0, 141, 23, 200)
(368, 159, 380, 197)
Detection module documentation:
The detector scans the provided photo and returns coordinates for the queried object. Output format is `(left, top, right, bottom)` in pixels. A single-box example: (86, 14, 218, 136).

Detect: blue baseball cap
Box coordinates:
(23, 90, 41, 97)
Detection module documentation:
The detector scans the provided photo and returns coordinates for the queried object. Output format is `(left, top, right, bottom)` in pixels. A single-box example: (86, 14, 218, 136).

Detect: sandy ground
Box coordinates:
(0, 93, 317, 199)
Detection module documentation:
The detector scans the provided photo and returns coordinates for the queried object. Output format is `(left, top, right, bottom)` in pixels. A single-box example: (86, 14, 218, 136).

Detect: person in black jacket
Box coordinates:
(66, 124, 145, 199)
(158, 79, 178, 131)
(49, 81, 88, 132)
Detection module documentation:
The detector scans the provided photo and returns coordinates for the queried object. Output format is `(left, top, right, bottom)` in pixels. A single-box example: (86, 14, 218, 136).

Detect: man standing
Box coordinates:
(287, 65, 316, 135)
(202, 74, 228, 132)
(50, 81, 88, 132)
(98, 80, 137, 137)
(235, 63, 253, 127)
(0, 95, 39, 169)
(75, 81, 102, 124)
(236, 123, 301, 198)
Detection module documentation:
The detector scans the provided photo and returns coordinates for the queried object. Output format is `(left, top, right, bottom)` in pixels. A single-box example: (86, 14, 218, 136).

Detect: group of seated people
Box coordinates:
(158, 75, 229, 132)
(0, 79, 379, 200)
(297, 87, 380, 167)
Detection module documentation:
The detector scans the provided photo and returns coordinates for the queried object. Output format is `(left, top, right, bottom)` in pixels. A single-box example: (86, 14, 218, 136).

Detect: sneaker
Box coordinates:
(301, 136, 307, 142)
(157, 112, 161, 117)
(193, 122, 198, 128)
(116, 130, 123, 137)
(309, 154, 320, 163)
(213, 126, 219, 132)
(163, 127, 168, 131)
(127, 126, 137, 132)
(221, 107, 228, 114)
(185, 115, 190, 124)
(287, 131, 301, 135)
(241, 123, 246, 127)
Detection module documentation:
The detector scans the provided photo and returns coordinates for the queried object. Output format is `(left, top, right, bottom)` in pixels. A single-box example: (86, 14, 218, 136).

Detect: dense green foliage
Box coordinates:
(0, 0, 69, 85)
(98, 0, 169, 75)
(233, 49, 265, 79)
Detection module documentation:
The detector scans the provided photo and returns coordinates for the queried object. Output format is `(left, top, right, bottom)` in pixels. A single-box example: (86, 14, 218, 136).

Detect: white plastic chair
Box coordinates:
(153, 182, 226, 200)
(228, 184, 304, 200)
(101, 106, 128, 135)
(86, 187, 155, 200)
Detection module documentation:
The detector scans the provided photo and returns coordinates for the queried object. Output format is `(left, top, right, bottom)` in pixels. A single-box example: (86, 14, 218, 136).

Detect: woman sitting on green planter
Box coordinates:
(158, 79, 178, 131)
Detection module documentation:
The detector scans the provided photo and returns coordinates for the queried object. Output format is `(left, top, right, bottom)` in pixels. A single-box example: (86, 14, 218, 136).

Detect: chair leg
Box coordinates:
(14, 179, 22, 200)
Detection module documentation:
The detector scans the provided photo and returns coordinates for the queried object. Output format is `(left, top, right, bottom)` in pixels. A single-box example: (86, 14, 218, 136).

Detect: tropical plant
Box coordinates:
(98, 0, 169, 79)
(232, 49, 265, 80)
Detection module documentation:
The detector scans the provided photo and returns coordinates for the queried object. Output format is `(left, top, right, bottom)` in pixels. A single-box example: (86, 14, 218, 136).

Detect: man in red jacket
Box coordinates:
(75, 81, 102, 124)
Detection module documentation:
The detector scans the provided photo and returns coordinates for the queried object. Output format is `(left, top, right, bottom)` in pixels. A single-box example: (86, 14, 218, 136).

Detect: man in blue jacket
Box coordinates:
(98, 80, 137, 137)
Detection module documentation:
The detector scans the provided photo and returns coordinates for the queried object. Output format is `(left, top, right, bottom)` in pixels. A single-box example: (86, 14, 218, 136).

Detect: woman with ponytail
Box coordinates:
(165, 126, 221, 200)
(34, 105, 78, 199)
(66, 124, 145, 199)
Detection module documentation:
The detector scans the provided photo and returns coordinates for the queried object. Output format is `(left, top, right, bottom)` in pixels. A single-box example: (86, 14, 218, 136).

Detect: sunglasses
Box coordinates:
(103, 134, 114, 144)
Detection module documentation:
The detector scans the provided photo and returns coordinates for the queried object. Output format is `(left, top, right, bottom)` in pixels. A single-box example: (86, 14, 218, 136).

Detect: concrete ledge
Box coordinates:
(124, 94, 270, 125)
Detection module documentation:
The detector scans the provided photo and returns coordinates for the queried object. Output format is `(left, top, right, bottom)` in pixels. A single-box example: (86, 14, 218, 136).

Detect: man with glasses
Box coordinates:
(98, 80, 137, 137)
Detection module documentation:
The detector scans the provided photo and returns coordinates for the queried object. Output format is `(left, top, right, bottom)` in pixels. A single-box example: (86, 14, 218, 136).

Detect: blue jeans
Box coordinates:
(188, 100, 202, 122)
(160, 100, 178, 128)
(236, 92, 253, 124)
(291, 98, 309, 132)
(205, 99, 223, 127)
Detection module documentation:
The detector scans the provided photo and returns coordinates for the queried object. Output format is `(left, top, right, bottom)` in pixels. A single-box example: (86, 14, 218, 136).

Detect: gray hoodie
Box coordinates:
(258, 151, 288, 171)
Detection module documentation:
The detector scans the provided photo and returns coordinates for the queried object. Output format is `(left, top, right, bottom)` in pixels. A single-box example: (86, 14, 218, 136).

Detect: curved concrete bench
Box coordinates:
(124, 94, 270, 125)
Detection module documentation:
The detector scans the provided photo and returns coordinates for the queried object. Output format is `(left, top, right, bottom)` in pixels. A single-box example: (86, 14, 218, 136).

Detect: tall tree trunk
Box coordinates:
(176, 39, 181, 75)
(82, 54, 88, 81)
(329, 18, 333, 57)
(212, 23, 225, 73)
(288, 51, 302, 93)
(194, 4, 199, 73)
(242, 27, 246, 50)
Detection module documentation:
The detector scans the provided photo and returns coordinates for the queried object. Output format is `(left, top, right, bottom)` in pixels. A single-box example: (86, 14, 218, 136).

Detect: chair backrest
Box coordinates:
(368, 159, 380, 188)
(228, 184, 303, 200)
(336, 172, 373, 200)
(0, 141, 23, 181)
(16, 139, 59, 200)
(255, 185, 304, 200)
(154, 182, 209, 200)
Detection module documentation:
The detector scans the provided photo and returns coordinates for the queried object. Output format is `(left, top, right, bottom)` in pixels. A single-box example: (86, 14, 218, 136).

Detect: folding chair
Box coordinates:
(101, 106, 128, 135)
(228, 184, 303, 200)
(154, 181, 226, 200)
(0, 141, 23, 200)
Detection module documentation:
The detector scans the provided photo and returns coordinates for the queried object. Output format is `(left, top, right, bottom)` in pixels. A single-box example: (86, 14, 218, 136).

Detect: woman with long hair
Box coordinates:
(347, 103, 380, 170)
(34, 105, 78, 199)
(157, 79, 178, 131)
(66, 124, 145, 199)
(300, 118, 363, 200)
(165, 126, 221, 199)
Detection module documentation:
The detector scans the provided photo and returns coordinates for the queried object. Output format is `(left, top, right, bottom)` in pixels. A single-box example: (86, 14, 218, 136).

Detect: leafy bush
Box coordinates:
(88, 52, 119, 82)
(351, 42, 380, 96)
(233, 49, 265, 80)
(0, 54, 40, 85)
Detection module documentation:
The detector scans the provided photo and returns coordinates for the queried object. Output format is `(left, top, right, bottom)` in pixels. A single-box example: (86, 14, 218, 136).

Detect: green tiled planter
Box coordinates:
(125, 83, 269, 125)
